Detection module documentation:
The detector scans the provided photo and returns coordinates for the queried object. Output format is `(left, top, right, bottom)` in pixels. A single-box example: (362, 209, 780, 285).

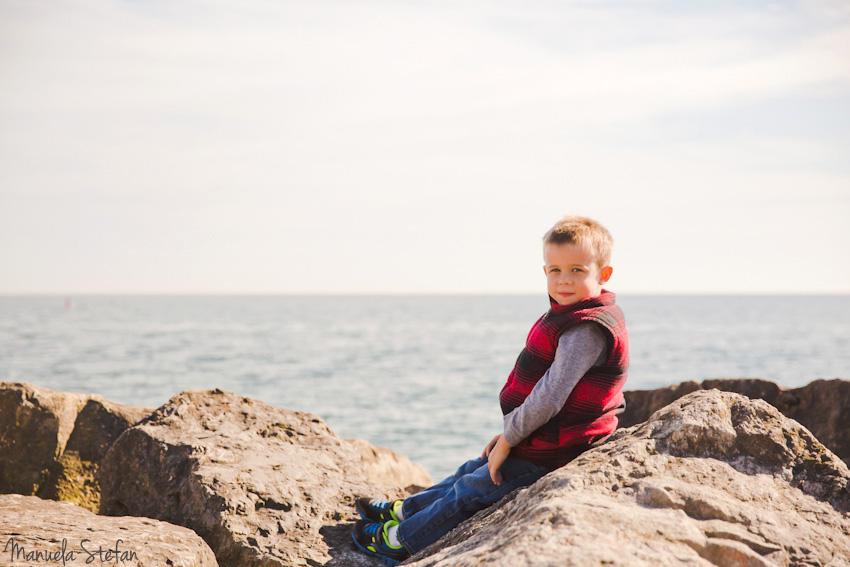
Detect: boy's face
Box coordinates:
(543, 243, 613, 306)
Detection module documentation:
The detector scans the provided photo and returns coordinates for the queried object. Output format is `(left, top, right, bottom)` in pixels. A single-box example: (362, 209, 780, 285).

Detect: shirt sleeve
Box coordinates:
(502, 323, 608, 447)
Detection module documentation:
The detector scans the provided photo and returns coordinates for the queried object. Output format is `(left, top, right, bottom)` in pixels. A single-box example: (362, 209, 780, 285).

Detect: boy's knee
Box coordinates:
(455, 457, 487, 477)
(451, 466, 498, 497)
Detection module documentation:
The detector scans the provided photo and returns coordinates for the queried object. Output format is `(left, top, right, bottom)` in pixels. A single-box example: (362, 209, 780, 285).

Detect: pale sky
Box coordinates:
(1, 0, 849, 295)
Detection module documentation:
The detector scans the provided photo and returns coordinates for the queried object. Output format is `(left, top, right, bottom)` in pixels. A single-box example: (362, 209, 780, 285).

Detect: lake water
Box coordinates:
(1, 294, 848, 479)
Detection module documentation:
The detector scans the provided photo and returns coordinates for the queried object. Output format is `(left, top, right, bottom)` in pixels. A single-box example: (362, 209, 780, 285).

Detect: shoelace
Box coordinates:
(363, 521, 387, 545)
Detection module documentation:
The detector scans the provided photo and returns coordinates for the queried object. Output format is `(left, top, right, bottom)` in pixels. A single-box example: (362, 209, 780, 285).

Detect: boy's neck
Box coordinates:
(549, 289, 612, 312)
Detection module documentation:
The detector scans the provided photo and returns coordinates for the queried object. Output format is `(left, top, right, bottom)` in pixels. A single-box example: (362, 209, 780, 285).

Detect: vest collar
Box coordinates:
(548, 289, 615, 314)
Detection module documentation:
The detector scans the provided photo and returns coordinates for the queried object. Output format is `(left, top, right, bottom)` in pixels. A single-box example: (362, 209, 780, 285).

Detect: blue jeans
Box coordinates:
(396, 456, 550, 554)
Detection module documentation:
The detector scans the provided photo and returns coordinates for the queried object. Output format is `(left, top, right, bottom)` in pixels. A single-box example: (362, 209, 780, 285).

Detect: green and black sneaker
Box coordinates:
(351, 519, 409, 566)
(355, 498, 403, 523)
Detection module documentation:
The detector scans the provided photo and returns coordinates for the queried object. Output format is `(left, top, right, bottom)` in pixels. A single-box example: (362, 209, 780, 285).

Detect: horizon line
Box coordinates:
(2, 291, 849, 297)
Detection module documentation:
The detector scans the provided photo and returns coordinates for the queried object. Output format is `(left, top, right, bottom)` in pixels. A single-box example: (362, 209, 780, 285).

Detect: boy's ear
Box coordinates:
(599, 266, 613, 284)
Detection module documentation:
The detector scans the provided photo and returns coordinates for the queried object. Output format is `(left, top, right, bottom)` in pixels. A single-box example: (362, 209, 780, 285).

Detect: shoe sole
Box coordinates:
(351, 532, 404, 567)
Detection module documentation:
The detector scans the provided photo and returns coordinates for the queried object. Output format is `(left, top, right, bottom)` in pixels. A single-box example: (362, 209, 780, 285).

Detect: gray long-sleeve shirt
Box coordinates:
(502, 323, 608, 447)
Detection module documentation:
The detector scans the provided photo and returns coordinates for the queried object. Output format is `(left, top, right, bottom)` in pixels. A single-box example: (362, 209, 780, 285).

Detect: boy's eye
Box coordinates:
(572, 268, 584, 273)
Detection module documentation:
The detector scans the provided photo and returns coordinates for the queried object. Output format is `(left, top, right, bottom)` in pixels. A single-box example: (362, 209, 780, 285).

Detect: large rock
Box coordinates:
(99, 389, 432, 567)
(405, 390, 850, 567)
(621, 378, 850, 466)
(0, 382, 150, 511)
(0, 494, 218, 566)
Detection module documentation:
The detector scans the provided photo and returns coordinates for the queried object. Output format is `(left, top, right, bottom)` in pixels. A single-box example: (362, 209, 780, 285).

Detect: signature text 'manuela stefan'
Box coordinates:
(3, 537, 138, 565)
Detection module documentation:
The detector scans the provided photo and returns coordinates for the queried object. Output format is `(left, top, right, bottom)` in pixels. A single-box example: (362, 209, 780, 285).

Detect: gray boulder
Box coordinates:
(621, 378, 850, 466)
(405, 390, 850, 567)
(0, 382, 150, 511)
(99, 389, 432, 567)
(0, 493, 218, 566)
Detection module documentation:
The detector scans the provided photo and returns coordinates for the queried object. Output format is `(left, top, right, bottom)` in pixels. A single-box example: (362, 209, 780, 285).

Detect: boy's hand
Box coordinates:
(487, 435, 511, 485)
(481, 434, 501, 459)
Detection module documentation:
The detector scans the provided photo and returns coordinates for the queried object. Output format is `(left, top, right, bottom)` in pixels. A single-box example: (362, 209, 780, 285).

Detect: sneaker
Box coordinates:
(351, 519, 409, 566)
(355, 498, 403, 523)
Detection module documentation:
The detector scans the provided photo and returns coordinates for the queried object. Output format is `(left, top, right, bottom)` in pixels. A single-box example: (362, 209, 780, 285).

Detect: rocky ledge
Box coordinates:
(0, 382, 430, 567)
(98, 388, 431, 566)
(2, 380, 849, 567)
(404, 390, 850, 567)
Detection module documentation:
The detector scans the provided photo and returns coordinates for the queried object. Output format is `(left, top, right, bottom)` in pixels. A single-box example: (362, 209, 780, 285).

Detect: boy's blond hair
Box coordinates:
(543, 215, 613, 268)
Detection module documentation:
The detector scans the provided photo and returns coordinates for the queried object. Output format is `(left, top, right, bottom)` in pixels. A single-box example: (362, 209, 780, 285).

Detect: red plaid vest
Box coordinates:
(499, 290, 629, 469)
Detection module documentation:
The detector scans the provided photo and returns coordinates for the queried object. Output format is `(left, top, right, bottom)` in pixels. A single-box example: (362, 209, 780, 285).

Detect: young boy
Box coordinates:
(352, 215, 629, 566)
